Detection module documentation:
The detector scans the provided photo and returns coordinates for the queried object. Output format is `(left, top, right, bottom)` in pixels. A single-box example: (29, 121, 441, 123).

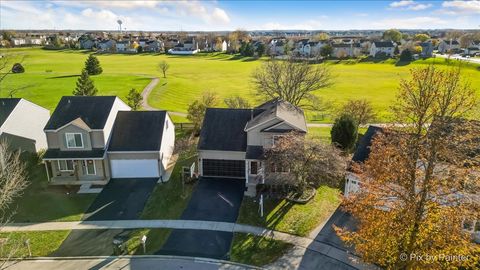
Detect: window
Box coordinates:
(272, 135, 284, 147)
(83, 160, 96, 175)
(165, 120, 169, 130)
(250, 161, 258, 175)
(66, 133, 83, 148)
(58, 160, 74, 171)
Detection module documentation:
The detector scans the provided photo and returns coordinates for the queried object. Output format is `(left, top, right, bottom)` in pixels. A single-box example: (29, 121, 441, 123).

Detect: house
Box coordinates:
(332, 43, 362, 58)
(98, 40, 115, 52)
(0, 98, 50, 152)
(42, 96, 131, 185)
(419, 41, 433, 58)
(11, 37, 26, 46)
(80, 38, 95, 50)
(197, 98, 307, 196)
(115, 40, 130, 52)
(107, 111, 175, 180)
(145, 40, 162, 52)
(221, 40, 228, 52)
(438, 39, 460, 54)
(369, 41, 395, 57)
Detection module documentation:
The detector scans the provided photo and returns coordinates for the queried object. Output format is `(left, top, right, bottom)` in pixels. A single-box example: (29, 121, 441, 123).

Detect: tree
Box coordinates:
(187, 91, 219, 133)
(0, 141, 29, 264)
(314, 32, 329, 41)
(330, 114, 358, 151)
(252, 57, 332, 107)
(159, 61, 169, 78)
(382, 29, 402, 43)
(399, 49, 413, 61)
(337, 66, 479, 269)
(125, 88, 143, 110)
(413, 33, 430, 42)
(256, 43, 265, 57)
(224, 96, 251, 109)
(137, 46, 143, 53)
(265, 132, 346, 192)
(340, 99, 376, 129)
(73, 69, 98, 96)
(320, 45, 333, 58)
(84, 54, 102, 75)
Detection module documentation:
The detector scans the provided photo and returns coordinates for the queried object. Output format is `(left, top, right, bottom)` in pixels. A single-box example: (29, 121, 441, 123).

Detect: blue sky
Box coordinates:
(1, 1, 479, 31)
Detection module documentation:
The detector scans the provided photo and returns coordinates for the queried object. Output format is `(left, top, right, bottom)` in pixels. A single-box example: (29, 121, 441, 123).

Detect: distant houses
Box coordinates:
(369, 41, 395, 58)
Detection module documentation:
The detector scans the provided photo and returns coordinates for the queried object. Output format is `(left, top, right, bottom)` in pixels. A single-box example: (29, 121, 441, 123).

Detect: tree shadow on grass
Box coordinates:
(264, 200, 294, 231)
(395, 60, 412, 67)
(46, 74, 80, 79)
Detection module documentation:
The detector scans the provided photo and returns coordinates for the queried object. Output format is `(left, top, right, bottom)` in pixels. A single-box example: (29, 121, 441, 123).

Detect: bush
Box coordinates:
(331, 114, 358, 152)
(11, 63, 25, 73)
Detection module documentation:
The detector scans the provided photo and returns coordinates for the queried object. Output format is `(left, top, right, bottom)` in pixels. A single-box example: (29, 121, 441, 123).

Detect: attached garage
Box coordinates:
(202, 159, 245, 178)
(110, 159, 159, 178)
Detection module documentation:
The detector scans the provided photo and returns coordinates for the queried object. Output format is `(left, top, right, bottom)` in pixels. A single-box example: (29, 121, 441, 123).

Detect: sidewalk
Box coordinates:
(3, 219, 374, 270)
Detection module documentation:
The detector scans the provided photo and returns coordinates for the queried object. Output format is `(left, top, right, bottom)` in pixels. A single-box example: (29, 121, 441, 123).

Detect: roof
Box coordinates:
(246, 99, 307, 132)
(246, 145, 265, 160)
(108, 111, 167, 152)
(352, 126, 385, 163)
(44, 96, 117, 130)
(0, 98, 21, 127)
(373, 41, 395, 48)
(43, 148, 105, 160)
(198, 108, 252, 152)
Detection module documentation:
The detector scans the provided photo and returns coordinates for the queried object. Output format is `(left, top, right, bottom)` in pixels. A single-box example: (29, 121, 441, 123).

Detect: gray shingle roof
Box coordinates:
(108, 111, 167, 152)
(43, 148, 105, 159)
(44, 96, 117, 130)
(0, 98, 21, 127)
(373, 41, 395, 48)
(352, 126, 384, 163)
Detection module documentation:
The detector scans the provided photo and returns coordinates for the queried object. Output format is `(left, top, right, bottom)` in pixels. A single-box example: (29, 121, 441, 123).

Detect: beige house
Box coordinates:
(197, 99, 307, 196)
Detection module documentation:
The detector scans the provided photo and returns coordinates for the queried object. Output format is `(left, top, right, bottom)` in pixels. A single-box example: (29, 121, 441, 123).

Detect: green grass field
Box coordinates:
(2, 48, 479, 122)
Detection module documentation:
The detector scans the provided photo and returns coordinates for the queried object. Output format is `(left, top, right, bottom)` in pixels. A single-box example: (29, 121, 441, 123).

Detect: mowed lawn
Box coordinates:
(2, 48, 480, 121)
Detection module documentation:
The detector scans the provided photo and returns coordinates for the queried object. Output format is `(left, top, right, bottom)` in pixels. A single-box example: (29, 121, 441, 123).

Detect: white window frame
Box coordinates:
(83, 160, 96, 175)
(58, 160, 74, 172)
(65, 133, 84, 149)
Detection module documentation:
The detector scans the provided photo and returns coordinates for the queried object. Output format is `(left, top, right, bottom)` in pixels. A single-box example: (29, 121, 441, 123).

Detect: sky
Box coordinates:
(1, 0, 479, 31)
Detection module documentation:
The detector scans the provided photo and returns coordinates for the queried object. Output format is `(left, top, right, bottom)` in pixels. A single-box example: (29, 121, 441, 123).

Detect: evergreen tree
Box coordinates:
(84, 54, 103, 75)
(125, 88, 143, 110)
(331, 114, 358, 151)
(73, 69, 98, 96)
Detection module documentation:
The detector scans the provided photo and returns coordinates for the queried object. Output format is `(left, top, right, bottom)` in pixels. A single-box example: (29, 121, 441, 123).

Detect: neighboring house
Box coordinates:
(221, 40, 228, 52)
(438, 39, 461, 54)
(98, 40, 115, 52)
(419, 41, 434, 58)
(11, 38, 26, 46)
(0, 98, 50, 152)
(116, 41, 130, 52)
(107, 111, 175, 180)
(369, 41, 395, 57)
(43, 96, 131, 185)
(80, 39, 95, 50)
(332, 43, 362, 58)
(197, 99, 307, 197)
(145, 40, 162, 52)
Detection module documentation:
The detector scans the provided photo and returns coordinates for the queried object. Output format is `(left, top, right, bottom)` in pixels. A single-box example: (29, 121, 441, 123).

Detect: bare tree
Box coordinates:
(265, 132, 346, 193)
(0, 141, 29, 265)
(159, 61, 169, 78)
(224, 95, 251, 109)
(252, 57, 332, 107)
(339, 99, 376, 129)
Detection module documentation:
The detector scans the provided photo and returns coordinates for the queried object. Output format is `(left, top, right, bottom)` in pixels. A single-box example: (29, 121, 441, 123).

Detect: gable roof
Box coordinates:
(373, 41, 395, 48)
(108, 111, 167, 152)
(0, 98, 21, 127)
(245, 99, 307, 132)
(352, 125, 385, 163)
(44, 96, 117, 130)
(198, 108, 252, 152)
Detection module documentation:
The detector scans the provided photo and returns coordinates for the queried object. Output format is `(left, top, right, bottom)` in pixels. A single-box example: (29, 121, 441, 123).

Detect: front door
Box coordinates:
(82, 160, 96, 175)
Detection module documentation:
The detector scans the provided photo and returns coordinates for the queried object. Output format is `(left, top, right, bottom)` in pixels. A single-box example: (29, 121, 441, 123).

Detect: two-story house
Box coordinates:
(197, 99, 307, 196)
(0, 98, 50, 152)
(369, 41, 395, 57)
(43, 96, 131, 185)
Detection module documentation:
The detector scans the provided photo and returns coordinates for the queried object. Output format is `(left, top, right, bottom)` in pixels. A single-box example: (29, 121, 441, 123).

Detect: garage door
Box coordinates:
(110, 159, 159, 178)
(202, 159, 245, 178)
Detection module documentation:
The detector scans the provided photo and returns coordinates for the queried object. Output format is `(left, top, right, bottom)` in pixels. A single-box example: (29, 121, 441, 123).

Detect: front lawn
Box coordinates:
(230, 233, 293, 266)
(8, 159, 97, 222)
(0, 231, 70, 257)
(125, 228, 172, 255)
(236, 186, 341, 236)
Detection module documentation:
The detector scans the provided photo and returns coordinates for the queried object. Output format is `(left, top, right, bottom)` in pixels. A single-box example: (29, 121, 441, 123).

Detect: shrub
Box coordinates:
(11, 63, 25, 73)
(331, 114, 358, 152)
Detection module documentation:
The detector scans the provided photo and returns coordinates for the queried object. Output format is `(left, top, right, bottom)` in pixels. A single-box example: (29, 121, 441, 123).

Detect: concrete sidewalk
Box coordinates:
(3, 220, 373, 270)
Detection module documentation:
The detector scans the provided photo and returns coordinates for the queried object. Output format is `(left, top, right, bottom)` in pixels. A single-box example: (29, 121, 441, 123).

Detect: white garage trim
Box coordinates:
(110, 159, 159, 178)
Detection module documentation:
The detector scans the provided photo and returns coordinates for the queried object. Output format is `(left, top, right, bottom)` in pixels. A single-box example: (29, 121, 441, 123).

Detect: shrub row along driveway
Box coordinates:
(51, 178, 157, 256)
(158, 177, 245, 259)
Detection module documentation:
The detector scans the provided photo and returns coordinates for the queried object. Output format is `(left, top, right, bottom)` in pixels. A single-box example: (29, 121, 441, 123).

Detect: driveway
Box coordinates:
(52, 178, 157, 256)
(159, 177, 245, 259)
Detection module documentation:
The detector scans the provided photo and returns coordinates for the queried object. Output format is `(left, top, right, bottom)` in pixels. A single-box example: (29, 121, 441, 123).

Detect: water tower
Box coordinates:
(117, 20, 123, 34)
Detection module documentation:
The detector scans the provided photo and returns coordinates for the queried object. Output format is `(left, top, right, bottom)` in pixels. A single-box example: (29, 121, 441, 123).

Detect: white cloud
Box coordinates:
(372, 16, 448, 28)
(389, 0, 433, 10)
(440, 0, 480, 14)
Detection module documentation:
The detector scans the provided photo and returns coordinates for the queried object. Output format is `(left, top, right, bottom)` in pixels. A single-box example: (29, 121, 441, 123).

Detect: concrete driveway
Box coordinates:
(51, 178, 157, 256)
(159, 177, 245, 260)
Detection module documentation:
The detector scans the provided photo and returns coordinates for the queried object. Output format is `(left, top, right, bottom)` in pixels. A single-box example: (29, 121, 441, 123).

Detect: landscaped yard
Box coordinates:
(8, 158, 96, 223)
(230, 233, 293, 266)
(2, 48, 479, 122)
(0, 231, 70, 257)
(237, 186, 341, 236)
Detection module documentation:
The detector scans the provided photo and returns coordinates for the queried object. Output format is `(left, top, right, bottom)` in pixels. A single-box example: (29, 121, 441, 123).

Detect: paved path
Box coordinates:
(141, 77, 160, 111)
(3, 255, 259, 270)
(4, 220, 373, 270)
(434, 53, 480, 64)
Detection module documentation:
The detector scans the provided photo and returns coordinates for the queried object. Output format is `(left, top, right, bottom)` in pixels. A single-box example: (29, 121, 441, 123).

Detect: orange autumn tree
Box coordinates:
(337, 65, 480, 269)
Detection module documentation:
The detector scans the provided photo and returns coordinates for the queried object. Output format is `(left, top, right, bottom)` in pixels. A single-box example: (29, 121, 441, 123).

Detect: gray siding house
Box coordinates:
(197, 99, 307, 196)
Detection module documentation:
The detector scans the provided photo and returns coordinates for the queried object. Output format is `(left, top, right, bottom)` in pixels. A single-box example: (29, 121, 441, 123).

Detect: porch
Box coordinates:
(44, 159, 110, 185)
